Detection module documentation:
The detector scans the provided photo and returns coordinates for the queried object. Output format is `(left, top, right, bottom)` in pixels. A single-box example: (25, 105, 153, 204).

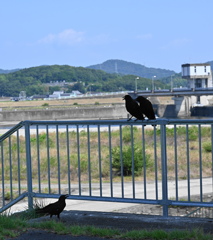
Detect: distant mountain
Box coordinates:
(0, 64, 168, 97)
(87, 59, 176, 79)
(0, 68, 20, 74)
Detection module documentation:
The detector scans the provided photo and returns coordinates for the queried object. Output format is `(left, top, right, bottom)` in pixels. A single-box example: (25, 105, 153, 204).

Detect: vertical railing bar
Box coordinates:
(131, 125, 135, 199)
(160, 122, 168, 217)
(174, 124, 178, 201)
(87, 125, 92, 196)
(108, 125, 113, 198)
(1, 142, 5, 206)
(46, 125, 51, 194)
(119, 125, 124, 198)
(211, 124, 213, 194)
(76, 125, 81, 196)
(186, 124, 190, 201)
(9, 136, 13, 200)
(16, 130, 21, 195)
(25, 122, 33, 209)
(56, 125, 61, 194)
(142, 125, 146, 199)
(66, 125, 71, 195)
(198, 124, 203, 201)
(36, 125, 41, 193)
(153, 125, 158, 200)
(98, 125, 102, 197)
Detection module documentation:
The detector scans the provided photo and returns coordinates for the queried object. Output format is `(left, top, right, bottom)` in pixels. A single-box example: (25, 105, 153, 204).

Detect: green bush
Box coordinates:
(30, 133, 54, 147)
(122, 126, 139, 143)
(112, 144, 151, 176)
(42, 103, 49, 107)
(203, 142, 212, 152)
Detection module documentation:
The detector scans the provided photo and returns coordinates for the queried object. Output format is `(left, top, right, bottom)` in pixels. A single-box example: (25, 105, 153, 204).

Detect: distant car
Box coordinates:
(12, 97, 19, 101)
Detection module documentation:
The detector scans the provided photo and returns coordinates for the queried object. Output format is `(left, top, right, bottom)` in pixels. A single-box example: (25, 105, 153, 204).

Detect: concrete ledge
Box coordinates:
(29, 210, 213, 234)
(0, 105, 127, 121)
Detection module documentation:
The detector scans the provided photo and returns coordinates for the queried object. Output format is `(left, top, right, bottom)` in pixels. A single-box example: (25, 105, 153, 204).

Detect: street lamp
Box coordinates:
(152, 76, 156, 92)
(171, 75, 174, 91)
(135, 77, 139, 93)
(86, 84, 93, 94)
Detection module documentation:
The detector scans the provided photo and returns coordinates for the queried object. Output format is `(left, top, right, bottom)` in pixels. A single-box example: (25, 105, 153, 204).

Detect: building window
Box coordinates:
(194, 66, 196, 73)
(195, 79, 201, 88)
(205, 78, 208, 88)
(197, 96, 200, 104)
(204, 66, 207, 72)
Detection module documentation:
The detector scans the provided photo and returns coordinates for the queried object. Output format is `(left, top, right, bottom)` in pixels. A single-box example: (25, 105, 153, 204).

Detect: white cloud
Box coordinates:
(38, 29, 85, 45)
(89, 34, 116, 45)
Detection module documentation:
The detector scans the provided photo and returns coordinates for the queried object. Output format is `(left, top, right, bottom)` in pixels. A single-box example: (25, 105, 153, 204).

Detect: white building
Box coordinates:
(181, 63, 213, 106)
(182, 63, 212, 88)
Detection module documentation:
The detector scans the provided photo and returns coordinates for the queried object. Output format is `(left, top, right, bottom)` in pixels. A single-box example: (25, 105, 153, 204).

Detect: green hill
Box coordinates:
(0, 64, 168, 97)
(87, 59, 176, 79)
(0, 68, 20, 74)
(1, 58, 193, 97)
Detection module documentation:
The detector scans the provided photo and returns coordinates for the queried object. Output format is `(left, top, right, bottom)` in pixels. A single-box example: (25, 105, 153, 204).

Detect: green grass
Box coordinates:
(0, 213, 212, 240)
(0, 214, 27, 239)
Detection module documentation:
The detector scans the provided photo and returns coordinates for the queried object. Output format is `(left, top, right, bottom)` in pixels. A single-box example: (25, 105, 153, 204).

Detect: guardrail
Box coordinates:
(1, 119, 213, 217)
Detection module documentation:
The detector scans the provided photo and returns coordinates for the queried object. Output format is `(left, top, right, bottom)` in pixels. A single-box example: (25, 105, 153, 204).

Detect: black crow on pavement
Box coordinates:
(35, 194, 69, 219)
(123, 95, 144, 121)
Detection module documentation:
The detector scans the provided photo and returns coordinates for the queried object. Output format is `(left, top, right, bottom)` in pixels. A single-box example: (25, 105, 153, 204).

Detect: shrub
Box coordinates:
(42, 103, 49, 107)
(122, 126, 139, 143)
(188, 126, 198, 141)
(112, 144, 151, 176)
(30, 133, 54, 147)
(203, 142, 212, 152)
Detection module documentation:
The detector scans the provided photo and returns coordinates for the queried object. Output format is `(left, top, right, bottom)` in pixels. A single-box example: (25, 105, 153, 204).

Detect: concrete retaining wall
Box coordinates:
(0, 105, 128, 121)
(3, 103, 208, 121)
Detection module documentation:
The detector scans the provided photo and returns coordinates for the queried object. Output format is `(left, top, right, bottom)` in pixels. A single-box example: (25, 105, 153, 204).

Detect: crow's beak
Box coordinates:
(65, 194, 69, 198)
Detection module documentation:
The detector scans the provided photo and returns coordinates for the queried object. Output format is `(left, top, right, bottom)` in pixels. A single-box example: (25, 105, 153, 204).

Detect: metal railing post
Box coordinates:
(25, 121, 33, 209)
(160, 121, 169, 217)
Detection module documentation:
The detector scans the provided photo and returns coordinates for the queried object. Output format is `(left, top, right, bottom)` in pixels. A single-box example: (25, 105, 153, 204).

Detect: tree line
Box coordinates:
(0, 65, 185, 97)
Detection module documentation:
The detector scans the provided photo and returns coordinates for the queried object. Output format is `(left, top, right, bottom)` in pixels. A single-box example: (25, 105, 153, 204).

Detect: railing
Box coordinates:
(0, 119, 213, 217)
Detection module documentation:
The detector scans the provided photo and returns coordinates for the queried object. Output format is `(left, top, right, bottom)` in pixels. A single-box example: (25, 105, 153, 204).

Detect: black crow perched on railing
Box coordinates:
(135, 96, 156, 120)
(35, 194, 69, 219)
(123, 95, 144, 121)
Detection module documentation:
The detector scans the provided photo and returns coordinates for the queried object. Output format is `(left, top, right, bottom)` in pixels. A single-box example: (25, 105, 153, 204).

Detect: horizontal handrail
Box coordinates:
(0, 121, 24, 142)
(0, 192, 28, 214)
(18, 118, 213, 126)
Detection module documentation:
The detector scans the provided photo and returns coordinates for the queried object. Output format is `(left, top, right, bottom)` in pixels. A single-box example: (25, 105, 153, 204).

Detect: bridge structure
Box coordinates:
(129, 88, 213, 118)
(129, 87, 213, 98)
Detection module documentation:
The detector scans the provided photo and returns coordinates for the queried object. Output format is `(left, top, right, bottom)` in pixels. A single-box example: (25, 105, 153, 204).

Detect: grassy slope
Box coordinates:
(0, 214, 212, 240)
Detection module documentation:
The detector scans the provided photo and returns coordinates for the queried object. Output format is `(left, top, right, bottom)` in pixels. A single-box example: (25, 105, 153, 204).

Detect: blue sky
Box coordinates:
(1, 0, 213, 72)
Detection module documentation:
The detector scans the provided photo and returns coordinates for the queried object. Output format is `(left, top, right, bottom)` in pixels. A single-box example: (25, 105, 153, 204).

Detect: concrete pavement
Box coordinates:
(6, 177, 213, 215)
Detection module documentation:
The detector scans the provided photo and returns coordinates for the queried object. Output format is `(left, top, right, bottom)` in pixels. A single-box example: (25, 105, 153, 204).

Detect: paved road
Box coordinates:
(8, 230, 117, 240)
(8, 177, 213, 214)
